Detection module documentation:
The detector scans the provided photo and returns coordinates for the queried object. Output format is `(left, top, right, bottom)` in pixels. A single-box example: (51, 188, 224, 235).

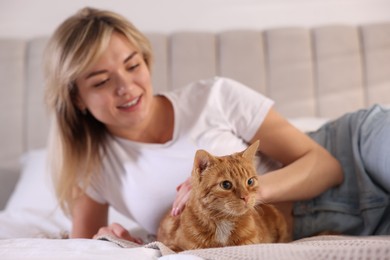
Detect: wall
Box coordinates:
(0, 0, 389, 39)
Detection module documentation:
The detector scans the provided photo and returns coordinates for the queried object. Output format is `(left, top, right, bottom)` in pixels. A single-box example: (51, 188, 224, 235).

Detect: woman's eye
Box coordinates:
(94, 79, 109, 87)
(220, 181, 233, 190)
(127, 64, 140, 71)
(247, 177, 255, 186)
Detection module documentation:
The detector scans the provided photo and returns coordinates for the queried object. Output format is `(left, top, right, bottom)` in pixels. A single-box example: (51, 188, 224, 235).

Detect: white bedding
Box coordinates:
(1, 235, 390, 260)
(0, 238, 162, 260)
(0, 149, 147, 240)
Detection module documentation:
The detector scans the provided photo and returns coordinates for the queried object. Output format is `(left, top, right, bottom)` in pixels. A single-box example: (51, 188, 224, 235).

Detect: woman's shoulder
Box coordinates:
(189, 76, 245, 89)
(161, 76, 272, 113)
(168, 76, 249, 97)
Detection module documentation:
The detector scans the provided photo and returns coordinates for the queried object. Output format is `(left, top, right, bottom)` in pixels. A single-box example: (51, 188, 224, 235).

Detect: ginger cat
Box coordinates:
(157, 141, 290, 252)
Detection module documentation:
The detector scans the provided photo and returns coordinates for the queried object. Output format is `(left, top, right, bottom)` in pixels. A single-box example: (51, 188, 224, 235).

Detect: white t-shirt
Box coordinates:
(86, 77, 275, 234)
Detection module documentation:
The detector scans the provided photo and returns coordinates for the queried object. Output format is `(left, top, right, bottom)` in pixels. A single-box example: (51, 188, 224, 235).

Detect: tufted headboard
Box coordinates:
(1, 22, 390, 208)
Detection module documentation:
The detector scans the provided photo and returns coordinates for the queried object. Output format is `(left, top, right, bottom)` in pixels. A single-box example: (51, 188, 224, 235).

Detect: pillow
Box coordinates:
(0, 149, 143, 239)
(0, 149, 70, 238)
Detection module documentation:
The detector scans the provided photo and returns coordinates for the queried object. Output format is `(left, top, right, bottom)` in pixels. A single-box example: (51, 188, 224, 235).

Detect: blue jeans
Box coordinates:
(293, 105, 390, 239)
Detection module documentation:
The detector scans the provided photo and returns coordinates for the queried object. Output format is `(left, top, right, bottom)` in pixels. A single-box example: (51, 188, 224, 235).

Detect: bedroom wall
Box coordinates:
(0, 0, 389, 39)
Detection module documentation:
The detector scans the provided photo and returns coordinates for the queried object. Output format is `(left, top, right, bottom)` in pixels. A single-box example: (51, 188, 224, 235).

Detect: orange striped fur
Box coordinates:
(157, 141, 290, 252)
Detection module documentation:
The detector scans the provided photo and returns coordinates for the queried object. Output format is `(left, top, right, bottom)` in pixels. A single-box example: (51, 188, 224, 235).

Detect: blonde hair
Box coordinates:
(44, 7, 153, 214)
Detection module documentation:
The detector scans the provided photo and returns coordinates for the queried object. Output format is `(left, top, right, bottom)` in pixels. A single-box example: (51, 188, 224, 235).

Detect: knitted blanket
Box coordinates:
(97, 235, 390, 259)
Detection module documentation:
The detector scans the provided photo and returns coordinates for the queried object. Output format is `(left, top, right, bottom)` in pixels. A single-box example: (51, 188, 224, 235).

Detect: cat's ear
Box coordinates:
(194, 150, 213, 176)
(242, 140, 260, 160)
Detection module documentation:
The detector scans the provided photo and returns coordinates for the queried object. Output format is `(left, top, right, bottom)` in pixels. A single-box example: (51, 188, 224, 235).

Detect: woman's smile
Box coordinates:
(117, 96, 142, 111)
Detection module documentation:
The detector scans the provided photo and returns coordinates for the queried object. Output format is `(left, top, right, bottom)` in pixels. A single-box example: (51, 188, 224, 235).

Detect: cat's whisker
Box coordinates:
(256, 199, 271, 207)
(256, 205, 265, 216)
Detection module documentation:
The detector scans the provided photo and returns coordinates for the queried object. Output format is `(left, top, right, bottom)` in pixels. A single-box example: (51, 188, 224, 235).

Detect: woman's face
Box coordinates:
(75, 32, 154, 138)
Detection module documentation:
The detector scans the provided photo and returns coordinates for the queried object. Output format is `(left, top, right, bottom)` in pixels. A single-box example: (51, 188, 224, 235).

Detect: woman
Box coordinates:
(44, 7, 389, 243)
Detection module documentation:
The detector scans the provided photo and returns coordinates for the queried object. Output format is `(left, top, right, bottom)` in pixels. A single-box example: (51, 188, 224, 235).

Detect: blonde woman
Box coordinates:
(45, 7, 390, 243)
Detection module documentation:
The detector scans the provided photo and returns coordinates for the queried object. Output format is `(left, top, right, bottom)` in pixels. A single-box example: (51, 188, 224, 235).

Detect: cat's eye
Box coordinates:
(247, 177, 255, 186)
(220, 180, 232, 190)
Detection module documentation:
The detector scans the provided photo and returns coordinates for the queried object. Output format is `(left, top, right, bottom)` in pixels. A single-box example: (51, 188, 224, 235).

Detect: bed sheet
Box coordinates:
(1, 235, 390, 260)
(0, 238, 161, 260)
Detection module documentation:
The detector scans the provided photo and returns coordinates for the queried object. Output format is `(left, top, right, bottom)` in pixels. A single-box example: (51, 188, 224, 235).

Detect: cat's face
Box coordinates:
(192, 141, 260, 217)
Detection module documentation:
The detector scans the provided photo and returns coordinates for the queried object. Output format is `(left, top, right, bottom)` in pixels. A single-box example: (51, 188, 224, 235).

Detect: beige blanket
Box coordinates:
(98, 235, 390, 259)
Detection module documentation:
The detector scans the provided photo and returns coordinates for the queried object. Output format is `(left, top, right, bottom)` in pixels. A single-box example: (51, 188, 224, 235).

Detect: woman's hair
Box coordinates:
(44, 7, 153, 214)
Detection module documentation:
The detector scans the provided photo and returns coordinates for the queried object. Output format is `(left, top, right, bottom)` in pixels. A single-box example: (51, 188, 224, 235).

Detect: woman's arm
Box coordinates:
(252, 108, 344, 203)
(172, 107, 343, 213)
(71, 192, 143, 244)
(71, 193, 109, 238)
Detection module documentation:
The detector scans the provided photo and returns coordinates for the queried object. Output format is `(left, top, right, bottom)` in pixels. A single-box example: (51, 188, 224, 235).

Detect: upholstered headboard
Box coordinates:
(1, 22, 390, 208)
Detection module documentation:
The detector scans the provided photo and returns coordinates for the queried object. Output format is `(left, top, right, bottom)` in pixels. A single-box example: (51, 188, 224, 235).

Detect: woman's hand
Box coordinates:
(171, 177, 192, 216)
(93, 223, 143, 244)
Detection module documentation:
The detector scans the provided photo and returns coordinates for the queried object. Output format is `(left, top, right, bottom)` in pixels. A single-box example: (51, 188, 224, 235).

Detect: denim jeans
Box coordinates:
(293, 105, 390, 239)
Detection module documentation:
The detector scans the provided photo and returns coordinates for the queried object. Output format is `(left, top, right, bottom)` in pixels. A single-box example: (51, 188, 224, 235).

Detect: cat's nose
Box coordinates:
(240, 195, 249, 203)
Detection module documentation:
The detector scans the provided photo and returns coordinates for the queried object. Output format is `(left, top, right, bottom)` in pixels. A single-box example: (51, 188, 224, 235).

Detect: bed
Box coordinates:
(1, 22, 390, 259)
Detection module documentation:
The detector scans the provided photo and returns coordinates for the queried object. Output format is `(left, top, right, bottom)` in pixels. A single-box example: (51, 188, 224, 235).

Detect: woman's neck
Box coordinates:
(125, 95, 174, 144)
(148, 95, 174, 143)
